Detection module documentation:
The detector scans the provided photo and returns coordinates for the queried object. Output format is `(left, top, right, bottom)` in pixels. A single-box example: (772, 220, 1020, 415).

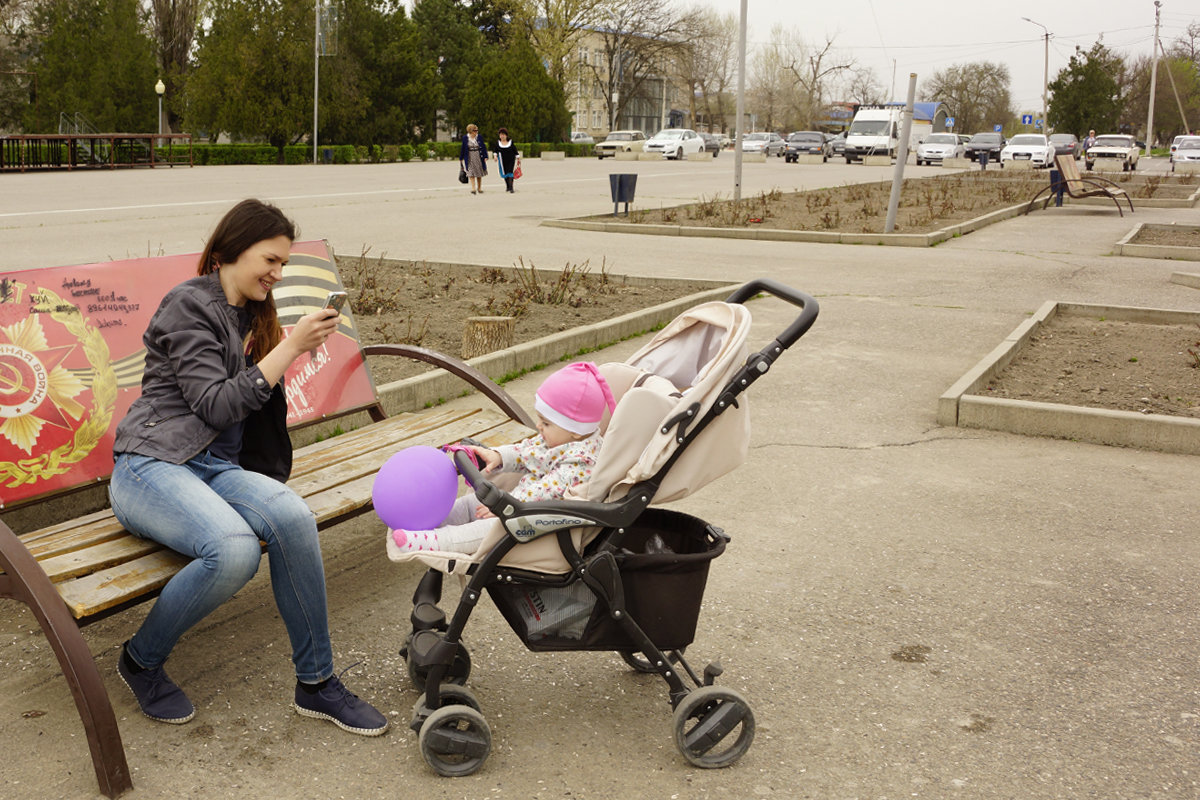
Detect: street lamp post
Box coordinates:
(155, 79, 165, 149)
(1021, 17, 1050, 137)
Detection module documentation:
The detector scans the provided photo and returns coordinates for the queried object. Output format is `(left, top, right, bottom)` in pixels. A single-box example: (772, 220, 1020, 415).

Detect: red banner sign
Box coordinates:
(0, 241, 376, 508)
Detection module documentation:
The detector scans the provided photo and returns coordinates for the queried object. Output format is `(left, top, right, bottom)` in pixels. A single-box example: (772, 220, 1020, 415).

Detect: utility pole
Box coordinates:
(1145, 0, 1162, 157)
(733, 0, 747, 201)
(1022, 18, 1050, 137)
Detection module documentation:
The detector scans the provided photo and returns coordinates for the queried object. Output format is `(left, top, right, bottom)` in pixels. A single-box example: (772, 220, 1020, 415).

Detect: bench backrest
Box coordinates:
(0, 240, 377, 509)
(1055, 153, 1084, 188)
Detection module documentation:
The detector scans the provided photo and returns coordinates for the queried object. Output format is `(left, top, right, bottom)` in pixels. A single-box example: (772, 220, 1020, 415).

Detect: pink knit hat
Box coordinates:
(534, 362, 616, 436)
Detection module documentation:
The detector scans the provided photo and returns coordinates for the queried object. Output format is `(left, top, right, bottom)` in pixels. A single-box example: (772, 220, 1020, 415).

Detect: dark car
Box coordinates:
(965, 132, 1006, 163)
(1049, 133, 1081, 158)
(829, 132, 846, 156)
(784, 131, 830, 162)
(699, 133, 722, 156)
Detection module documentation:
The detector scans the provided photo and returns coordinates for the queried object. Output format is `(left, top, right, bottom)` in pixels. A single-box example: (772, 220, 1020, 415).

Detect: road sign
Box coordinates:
(945, 117, 955, 128)
(994, 124, 1003, 132)
(1022, 114, 1033, 125)
(1035, 119, 1043, 129)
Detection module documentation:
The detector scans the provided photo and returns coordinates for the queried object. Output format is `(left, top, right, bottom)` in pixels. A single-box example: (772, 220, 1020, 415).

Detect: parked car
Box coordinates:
(699, 133, 722, 156)
(742, 131, 785, 157)
(569, 132, 594, 145)
(643, 128, 704, 160)
(1048, 133, 1081, 158)
(829, 132, 847, 157)
(1000, 134, 1054, 168)
(594, 130, 646, 159)
(964, 132, 1006, 163)
(1171, 134, 1186, 156)
(915, 132, 964, 165)
(718, 133, 732, 149)
(784, 131, 830, 162)
(1085, 134, 1139, 171)
(1171, 136, 1200, 170)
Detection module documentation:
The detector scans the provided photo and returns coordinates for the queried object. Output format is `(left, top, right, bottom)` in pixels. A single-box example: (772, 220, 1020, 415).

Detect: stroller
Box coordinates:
(388, 279, 818, 776)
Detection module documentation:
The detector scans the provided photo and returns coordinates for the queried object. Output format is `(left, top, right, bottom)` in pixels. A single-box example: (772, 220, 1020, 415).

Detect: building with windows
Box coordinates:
(565, 27, 683, 139)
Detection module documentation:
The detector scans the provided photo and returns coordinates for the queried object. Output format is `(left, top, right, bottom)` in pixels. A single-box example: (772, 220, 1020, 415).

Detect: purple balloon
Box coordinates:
(372, 445, 458, 530)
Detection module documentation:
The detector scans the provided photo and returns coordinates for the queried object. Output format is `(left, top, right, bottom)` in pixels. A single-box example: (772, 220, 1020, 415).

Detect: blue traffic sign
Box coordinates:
(1022, 114, 1033, 125)
(993, 124, 1003, 132)
(1035, 119, 1043, 129)
(945, 117, 955, 128)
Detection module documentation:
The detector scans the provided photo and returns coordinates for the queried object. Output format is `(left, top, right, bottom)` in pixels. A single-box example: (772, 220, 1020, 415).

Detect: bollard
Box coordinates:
(1048, 168, 1064, 207)
(978, 150, 989, 171)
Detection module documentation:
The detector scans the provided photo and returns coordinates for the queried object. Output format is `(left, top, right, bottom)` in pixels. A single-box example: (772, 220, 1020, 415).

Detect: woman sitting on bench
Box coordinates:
(108, 199, 388, 736)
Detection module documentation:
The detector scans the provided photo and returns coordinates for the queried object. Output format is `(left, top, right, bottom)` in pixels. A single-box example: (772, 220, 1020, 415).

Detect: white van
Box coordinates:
(843, 103, 944, 163)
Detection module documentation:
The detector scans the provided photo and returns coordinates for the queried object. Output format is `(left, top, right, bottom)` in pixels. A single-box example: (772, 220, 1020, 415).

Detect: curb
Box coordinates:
(1115, 223, 1200, 261)
(541, 203, 1031, 247)
(938, 300, 1200, 454)
(297, 280, 737, 443)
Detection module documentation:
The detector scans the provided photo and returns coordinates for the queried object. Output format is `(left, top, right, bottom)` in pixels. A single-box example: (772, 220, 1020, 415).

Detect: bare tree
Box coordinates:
(587, 0, 700, 133)
(781, 33, 853, 129)
(670, 8, 736, 132)
(518, 0, 607, 86)
(921, 61, 1012, 135)
(839, 66, 886, 106)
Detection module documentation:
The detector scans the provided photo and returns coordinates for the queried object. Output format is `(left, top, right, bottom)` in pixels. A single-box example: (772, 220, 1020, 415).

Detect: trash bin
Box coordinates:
(609, 173, 637, 216)
(978, 150, 989, 170)
(322, 147, 333, 164)
(1048, 168, 1065, 207)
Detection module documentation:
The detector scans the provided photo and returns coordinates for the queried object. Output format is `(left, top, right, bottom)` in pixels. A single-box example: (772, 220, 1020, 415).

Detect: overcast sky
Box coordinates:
(700, 0, 1195, 114)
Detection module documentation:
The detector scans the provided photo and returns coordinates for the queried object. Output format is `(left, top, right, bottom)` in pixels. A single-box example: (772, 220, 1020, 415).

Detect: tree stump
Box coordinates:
(462, 316, 514, 359)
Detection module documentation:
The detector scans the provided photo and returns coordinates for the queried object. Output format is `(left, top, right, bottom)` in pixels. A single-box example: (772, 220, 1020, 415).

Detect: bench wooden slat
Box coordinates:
(56, 550, 190, 618)
(40, 536, 165, 583)
(39, 408, 532, 619)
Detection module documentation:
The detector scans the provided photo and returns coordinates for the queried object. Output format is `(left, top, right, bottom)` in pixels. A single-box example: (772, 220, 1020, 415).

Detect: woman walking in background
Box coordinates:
(495, 128, 521, 193)
(460, 124, 488, 194)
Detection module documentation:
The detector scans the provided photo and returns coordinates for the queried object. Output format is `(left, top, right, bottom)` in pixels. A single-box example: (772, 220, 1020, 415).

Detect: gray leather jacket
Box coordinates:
(113, 272, 273, 464)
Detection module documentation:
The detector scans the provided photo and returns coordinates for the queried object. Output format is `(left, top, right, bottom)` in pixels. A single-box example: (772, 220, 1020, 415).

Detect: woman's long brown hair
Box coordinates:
(196, 199, 296, 363)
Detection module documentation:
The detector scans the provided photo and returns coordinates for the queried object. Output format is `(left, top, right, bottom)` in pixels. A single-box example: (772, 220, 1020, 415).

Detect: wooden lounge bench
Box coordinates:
(1026, 153, 1134, 216)
(0, 242, 534, 798)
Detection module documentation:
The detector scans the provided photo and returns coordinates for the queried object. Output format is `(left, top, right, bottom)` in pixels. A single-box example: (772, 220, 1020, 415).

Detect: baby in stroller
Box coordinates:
(390, 362, 615, 555)
(381, 279, 818, 778)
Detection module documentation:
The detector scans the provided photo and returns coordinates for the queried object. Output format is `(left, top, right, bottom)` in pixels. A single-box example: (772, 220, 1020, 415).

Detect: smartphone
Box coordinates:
(323, 290, 348, 314)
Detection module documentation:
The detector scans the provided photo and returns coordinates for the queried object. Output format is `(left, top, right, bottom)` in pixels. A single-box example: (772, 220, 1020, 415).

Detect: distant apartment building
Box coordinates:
(566, 28, 685, 138)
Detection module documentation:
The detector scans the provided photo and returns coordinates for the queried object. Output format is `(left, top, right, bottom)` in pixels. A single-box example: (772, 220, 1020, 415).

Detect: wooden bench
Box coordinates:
(0, 242, 533, 798)
(1026, 153, 1134, 216)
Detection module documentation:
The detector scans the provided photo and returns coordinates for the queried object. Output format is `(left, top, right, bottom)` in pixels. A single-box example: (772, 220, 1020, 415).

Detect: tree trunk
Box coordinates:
(462, 316, 514, 359)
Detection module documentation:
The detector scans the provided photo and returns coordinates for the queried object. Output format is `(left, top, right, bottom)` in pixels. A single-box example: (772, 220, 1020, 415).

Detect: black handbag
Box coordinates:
(240, 384, 293, 482)
(458, 168, 468, 184)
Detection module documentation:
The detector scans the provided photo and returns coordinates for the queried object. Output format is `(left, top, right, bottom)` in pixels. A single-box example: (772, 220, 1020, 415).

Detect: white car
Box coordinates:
(1085, 134, 1140, 171)
(594, 130, 646, 159)
(569, 132, 594, 145)
(741, 132, 785, 157)
(1000, 134, 1054, 168)
(915, 133, 965, 165)
(643, 128, 704, 160)
(1171, 137, 1200, 170)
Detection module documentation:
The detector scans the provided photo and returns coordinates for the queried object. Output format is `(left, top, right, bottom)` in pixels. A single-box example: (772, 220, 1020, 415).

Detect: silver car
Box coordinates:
(741, 132, 785, 157)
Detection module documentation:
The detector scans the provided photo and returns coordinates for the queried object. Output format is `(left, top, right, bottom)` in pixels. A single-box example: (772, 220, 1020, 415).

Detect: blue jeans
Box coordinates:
(109, 453, 333, 683)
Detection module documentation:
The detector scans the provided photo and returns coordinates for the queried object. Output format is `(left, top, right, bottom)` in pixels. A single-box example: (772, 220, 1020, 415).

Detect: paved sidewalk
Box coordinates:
(1, 160, 1198, 798)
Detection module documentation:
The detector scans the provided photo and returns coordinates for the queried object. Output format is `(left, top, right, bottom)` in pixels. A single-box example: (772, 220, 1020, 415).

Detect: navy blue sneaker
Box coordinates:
(117, 645, 195, 724)
(294, 674, 388, 736)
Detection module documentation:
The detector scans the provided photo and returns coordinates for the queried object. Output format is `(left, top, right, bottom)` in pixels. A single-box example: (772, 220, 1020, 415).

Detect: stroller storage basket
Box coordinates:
(488, 508, 726, 652)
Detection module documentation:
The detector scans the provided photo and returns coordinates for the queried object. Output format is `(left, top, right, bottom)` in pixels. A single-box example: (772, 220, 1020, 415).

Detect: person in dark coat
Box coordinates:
(494, 128, 521, 193)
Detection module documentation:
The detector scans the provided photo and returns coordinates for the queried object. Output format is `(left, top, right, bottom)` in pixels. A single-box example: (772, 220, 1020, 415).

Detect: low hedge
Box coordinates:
(185, 140, 593, 165)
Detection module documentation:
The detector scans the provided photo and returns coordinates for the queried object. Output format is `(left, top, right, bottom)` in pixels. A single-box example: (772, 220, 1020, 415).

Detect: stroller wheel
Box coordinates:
(404, 631, 472, 691)
(671, 686, 756, 769)
(419, 704, 492, 777)
(619, 648, 686, 674)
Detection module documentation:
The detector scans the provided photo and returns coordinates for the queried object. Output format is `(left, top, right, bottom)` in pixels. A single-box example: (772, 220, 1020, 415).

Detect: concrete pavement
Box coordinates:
(1, 156, 1198, 798)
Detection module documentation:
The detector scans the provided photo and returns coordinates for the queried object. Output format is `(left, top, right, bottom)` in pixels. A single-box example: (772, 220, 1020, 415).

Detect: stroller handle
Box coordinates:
(724, 279, 819, 351)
